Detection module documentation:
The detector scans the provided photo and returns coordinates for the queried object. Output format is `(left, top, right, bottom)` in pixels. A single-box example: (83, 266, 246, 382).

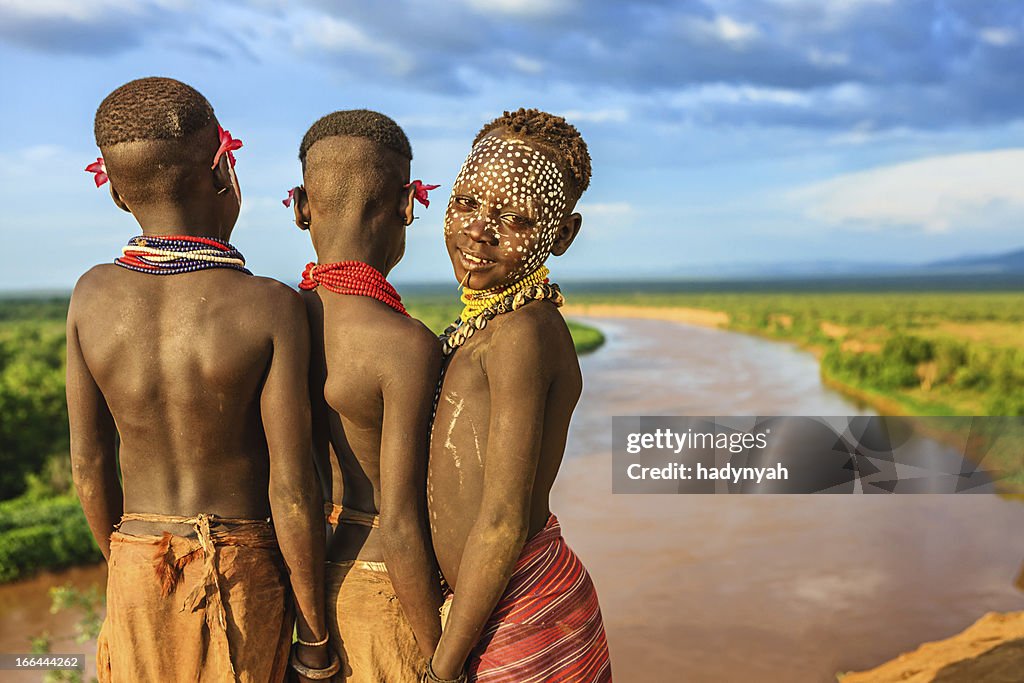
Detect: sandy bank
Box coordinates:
(562, 303, 730, 328)
(841, 611, 1024, 682)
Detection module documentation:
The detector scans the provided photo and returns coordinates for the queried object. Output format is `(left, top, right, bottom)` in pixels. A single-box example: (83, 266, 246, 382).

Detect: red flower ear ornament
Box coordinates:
(212, 125, 243, 169)
(405, 180, 441, 208)
(85, 158, 108, 187)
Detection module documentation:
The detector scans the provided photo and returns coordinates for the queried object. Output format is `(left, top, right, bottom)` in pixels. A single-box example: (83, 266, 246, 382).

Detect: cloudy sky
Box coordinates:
(1, 0, 1022, 290)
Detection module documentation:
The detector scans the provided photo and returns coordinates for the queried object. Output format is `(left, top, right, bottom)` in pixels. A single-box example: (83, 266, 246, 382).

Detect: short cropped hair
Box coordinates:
(94, 77, 214, 147)
(474, 108, 591, 204)
(299, 110, 412, 165)
(299, 110, 412, 218)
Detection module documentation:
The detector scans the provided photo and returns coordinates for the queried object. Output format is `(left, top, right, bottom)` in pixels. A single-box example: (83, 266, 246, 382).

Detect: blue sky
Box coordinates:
(1, 0, 1023, 290)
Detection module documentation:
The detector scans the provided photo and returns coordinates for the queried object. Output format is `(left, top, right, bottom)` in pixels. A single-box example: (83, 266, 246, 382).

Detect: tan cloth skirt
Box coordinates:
(326, 560, 426, 682)
(97, 515, 293, 682)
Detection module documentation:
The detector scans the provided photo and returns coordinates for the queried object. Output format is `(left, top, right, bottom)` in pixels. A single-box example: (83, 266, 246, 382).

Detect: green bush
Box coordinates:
(0, 322, 69, 499)
(932, 339, 968, 381)
(882, 334, 933, 366)
(0, 495, 101, 582)
(985, 390, 1024, 417)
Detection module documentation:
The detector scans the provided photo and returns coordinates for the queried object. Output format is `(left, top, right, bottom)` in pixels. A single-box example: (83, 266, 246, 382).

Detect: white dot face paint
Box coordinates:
(444, 134, 569, 291)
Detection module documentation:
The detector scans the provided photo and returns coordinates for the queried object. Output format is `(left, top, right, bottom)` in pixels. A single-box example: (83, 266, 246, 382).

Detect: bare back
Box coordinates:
(69, 264, 295, 535)
(304, 291, 441, 562)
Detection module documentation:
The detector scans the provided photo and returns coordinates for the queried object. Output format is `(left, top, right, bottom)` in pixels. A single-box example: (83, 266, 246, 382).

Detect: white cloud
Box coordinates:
(303, 15, 377, 53)
(462, 0, 573, 17)
(807, 47, 849, 67)
(669, 84, 811, 108)
(765, 0, 895, 17)
(685, 14, 760, 47)
(979, 27, 1017, 47)
(790, 149, 1024, 233)
(561, 108, 628, 124)
(579, 202, 631, 216)
(0, 0, 120, 21)
(0, 0, 184, 22)
(0, 144, 75, 181)
(295, 14, 413, 74)
(712, 15, 759, 44)
(511, 55, 544, 74)
(575, 202, 632, 238)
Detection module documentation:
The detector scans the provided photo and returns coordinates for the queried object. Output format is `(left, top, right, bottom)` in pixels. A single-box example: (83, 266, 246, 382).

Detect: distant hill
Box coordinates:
(925, 248, 1024, 274)
(653, 246, 1024, 280)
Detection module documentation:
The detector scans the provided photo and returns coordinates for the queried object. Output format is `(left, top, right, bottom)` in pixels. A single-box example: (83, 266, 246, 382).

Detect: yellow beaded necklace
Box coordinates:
(459, 265, 550, 322)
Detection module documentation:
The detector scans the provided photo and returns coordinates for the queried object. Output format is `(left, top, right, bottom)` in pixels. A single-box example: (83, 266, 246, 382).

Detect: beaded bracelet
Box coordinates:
(289, 649, 340, 680)
(296, 632, 330, 647)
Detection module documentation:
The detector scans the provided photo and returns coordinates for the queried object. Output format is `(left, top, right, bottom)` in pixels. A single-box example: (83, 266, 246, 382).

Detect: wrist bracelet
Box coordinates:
(296, 631, 330, 647)
(289, 649, 340, 680)
(425, 658, 468, 683)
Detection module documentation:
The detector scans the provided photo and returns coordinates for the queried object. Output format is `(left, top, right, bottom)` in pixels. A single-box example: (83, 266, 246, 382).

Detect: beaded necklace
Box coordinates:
(440, 266, 564, 356)
(458, 265, 551, 322)
(299, 261, 410, 317)
(115, 235, 251, 275)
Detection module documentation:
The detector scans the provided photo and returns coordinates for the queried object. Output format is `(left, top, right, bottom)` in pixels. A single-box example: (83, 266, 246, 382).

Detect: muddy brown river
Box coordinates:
(2, 316, 1022, 682)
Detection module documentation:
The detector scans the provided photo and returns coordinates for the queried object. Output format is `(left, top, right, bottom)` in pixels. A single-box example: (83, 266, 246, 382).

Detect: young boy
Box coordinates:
(289, 110, 443, 681)
(67, 77, 332, 682)
(426, 109, 612, 682)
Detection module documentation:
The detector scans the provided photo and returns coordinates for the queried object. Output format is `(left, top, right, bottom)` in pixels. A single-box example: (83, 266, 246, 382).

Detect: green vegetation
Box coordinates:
(404, 295, 606, 353)
(566, 320, 605, 354)
(0, 495, 102, 583)
(0, 309, 69, 500)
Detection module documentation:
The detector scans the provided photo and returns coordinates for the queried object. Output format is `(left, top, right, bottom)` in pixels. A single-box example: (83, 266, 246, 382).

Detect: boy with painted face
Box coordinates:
(68, 77, 331, 682)
(426, 109, 612, 683)
(289, 110, 443, 682)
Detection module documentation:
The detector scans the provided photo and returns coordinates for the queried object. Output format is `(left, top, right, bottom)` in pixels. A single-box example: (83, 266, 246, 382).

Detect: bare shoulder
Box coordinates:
(68, 264, 121, 319)
(71, 264, 119, 297)
(245, 276, 308, 330)
(490, 301, 572, 356)
(382, 314, 443, 379)
(478, 301, 576, 385)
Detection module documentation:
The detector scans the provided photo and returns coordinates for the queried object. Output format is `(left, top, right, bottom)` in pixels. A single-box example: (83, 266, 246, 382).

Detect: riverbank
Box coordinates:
(564, 300, 1024, 491)
(568, 290, 1024, 417)
(563, 301, 928, 418)
(839, 611, 1024, 682)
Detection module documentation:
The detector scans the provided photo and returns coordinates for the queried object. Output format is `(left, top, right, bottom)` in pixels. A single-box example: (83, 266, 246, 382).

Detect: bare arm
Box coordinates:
(301, 291, 334, 506)
(430, 316, 554, 678)
(261, 288, 328, 669)
(66, 294, 121, 560)
(379, 329, 444, 659)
